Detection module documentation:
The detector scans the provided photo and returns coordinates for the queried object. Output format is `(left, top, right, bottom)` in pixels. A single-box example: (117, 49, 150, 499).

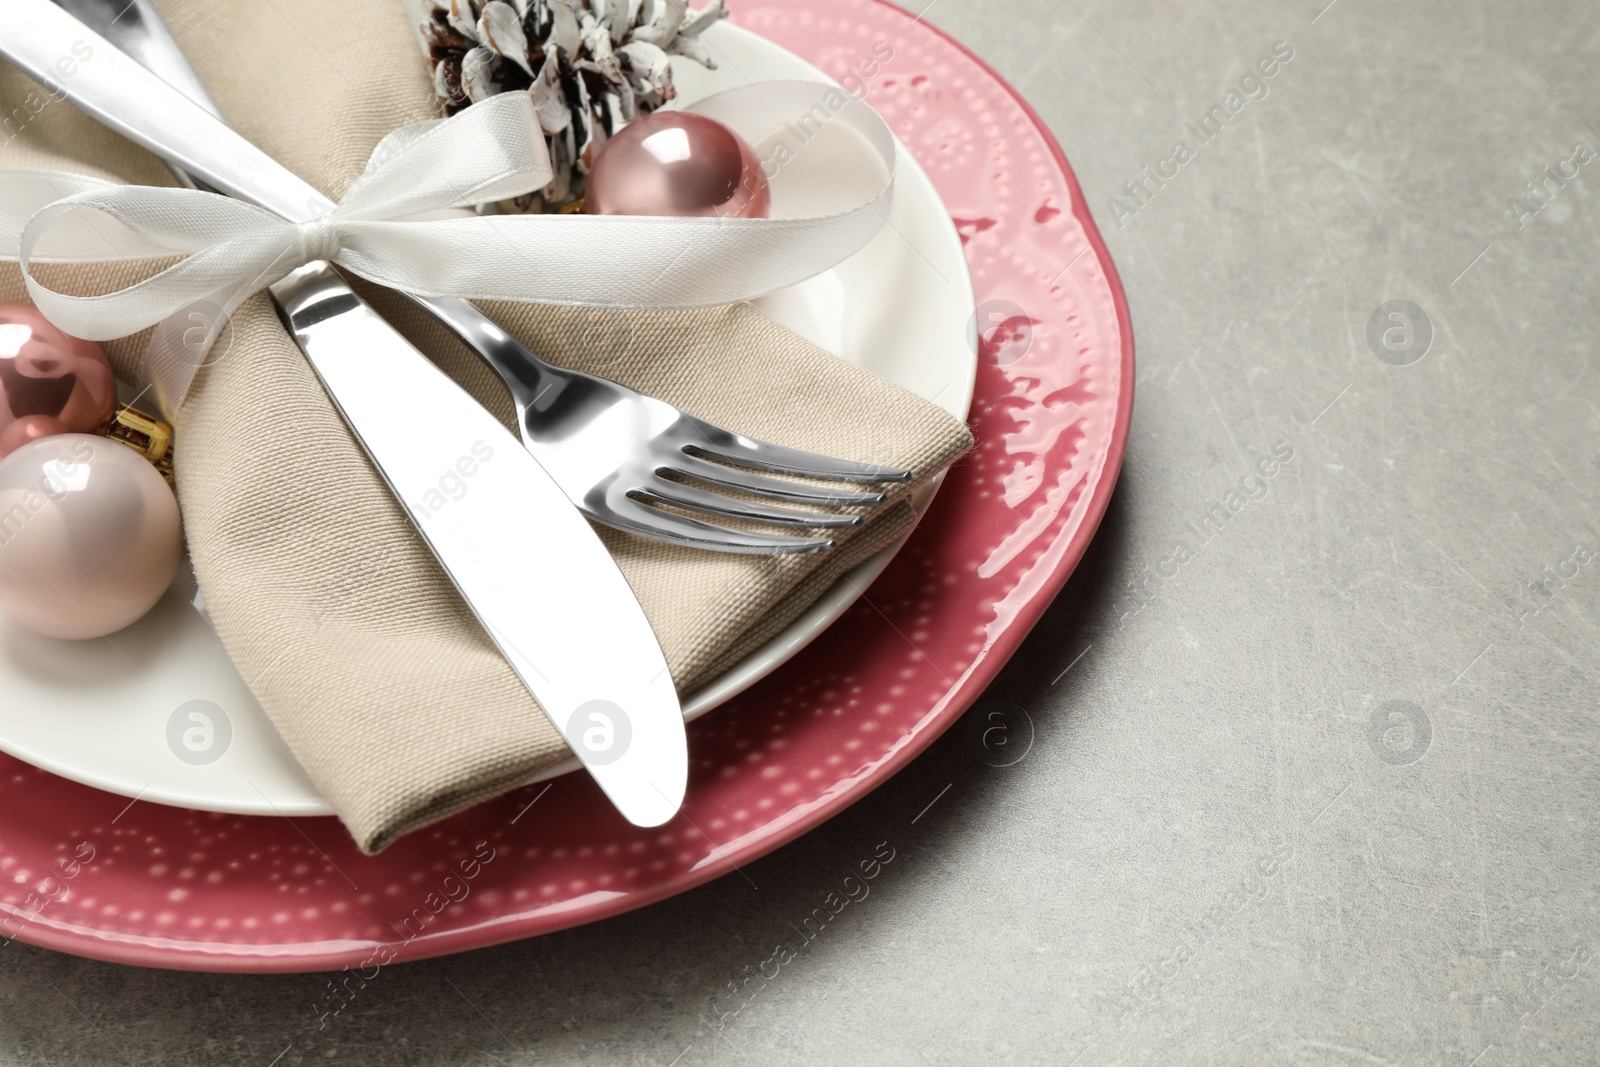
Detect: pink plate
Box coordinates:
(0, 0, 1132, 973)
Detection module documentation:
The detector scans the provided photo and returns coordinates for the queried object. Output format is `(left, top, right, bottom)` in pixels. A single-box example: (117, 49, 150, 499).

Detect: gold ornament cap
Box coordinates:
(105, 405, 175, 487)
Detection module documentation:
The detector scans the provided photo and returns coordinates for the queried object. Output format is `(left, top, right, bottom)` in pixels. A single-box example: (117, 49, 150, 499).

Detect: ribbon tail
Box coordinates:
(139, 286, 261, 421)
(332, 187, 892, 309)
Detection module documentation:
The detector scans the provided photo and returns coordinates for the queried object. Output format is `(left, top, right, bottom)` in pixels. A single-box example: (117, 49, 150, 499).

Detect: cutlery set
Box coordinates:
(1, 0, 907, 827)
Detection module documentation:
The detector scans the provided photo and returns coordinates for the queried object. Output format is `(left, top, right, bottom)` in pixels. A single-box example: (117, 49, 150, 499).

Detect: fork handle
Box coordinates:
(402, 295, 574, 416)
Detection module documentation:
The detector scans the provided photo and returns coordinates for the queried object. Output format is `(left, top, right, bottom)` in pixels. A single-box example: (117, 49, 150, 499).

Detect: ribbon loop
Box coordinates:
(0, 81, 900, 413)
(339, 92, 553, 219)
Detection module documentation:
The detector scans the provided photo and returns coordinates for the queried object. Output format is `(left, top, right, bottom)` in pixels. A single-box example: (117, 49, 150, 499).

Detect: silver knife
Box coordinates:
(3, 0, 686, 827)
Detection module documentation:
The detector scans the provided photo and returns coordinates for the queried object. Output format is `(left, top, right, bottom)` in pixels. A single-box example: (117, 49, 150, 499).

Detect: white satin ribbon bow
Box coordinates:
(0, 80, 896, 406)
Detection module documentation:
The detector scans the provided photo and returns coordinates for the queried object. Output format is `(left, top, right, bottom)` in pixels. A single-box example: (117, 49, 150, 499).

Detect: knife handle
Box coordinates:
(2, 0, 332, 220)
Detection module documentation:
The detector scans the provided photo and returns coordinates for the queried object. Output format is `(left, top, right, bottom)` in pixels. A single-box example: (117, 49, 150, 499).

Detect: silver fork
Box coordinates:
(67, 0, 911, 555)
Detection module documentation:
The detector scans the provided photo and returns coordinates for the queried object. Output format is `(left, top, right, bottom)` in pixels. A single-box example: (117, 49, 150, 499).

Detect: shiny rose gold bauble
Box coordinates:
(586, 111, 771, 219)
(0, 434, 182, 640)
(0, 304, 117, 459)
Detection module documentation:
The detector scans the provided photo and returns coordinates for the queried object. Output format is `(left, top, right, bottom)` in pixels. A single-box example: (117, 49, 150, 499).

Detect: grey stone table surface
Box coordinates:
(5, 0, 1600, 1063)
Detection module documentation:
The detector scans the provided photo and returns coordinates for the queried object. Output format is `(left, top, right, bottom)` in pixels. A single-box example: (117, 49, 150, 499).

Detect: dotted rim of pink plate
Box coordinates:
(0, 0, 1132, 973)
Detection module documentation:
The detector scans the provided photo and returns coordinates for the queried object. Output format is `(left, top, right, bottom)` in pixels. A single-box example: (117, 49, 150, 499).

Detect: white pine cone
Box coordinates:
(422, 0, 730, 210)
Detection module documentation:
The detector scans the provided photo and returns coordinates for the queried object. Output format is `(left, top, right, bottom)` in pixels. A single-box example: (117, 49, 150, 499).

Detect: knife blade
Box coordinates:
(4, 0, 687, 827)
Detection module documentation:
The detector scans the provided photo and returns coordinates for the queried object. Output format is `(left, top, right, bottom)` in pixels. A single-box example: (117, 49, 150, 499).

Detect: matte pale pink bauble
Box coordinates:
(586, 111, 771, 219)
(0, 434, 182, 640)
(0, 304, 117, 459)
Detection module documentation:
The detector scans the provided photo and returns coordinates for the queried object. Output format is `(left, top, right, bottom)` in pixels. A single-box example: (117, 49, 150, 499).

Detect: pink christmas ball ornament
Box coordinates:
(0, 434, 183, 640)
(0, 304, 117, 459)
(586, 111, 771, 219)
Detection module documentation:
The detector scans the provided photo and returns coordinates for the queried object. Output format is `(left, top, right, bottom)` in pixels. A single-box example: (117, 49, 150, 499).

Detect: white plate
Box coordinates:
(0, 20, 976, 816)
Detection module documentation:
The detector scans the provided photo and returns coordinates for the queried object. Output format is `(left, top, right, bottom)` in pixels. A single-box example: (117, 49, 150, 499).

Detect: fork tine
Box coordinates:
(639, 478, 863, 529)
(680, 418, 914, 484)
(670, 454, 890, 507)
(605, 497, 837, 555)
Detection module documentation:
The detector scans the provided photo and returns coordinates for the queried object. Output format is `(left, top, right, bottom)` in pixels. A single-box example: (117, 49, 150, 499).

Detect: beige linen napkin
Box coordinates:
(0, 0, 971, 853)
